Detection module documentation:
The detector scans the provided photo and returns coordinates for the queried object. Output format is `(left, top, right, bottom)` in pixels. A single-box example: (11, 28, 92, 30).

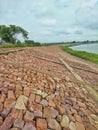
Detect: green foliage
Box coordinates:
(0, 43, 16, 48)
(0, 25, 12, 43)
(0, 42, 41, 48)
(61, 46, 98, 64)
(25, 40, 41, 46)
(25, 40, 35, 44)
(34, 42, 41, 46)
(0, 25, 28, 43)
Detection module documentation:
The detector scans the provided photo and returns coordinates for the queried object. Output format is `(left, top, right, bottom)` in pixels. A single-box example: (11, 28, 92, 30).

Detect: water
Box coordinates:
(70, 43, 98, 54)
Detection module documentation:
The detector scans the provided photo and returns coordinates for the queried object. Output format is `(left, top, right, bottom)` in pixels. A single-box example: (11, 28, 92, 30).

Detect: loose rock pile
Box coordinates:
(0, 47, 98, 130)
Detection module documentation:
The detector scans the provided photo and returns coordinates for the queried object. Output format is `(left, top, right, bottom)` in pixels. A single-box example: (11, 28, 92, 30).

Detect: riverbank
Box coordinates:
(61, 46, 98, 64)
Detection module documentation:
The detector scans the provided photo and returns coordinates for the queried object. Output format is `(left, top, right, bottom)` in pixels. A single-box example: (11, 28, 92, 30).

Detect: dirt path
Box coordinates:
(0, 45, 98, 130)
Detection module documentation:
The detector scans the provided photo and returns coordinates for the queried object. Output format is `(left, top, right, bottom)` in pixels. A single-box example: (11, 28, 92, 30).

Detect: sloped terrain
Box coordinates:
(0, 45, 98, 130)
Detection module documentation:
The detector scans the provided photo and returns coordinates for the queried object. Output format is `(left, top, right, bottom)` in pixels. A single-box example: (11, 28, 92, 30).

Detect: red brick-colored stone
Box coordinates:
(24, 111, 34, 122)
(76, 122, 85, 130)
(4, 99, 15, 110)
(35, 95, 41, 103)
(8, 90, 16, 100)
(29, 94, 35, 102)
(0, 116, 3, 125)
(0, 93, 6, 103)
(24, 87, 30, 97)
(0, 116, 14, 130)
(0, 102, 3, 112)
(49, 100, 55, 107)
(34, 103, 42, 111)
(36, 118, 47, 130)
(57, 106, 65, 115)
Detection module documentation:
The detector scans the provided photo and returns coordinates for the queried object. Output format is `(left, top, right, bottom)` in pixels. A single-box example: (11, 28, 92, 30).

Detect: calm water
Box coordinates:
(70, 43, 98, 54)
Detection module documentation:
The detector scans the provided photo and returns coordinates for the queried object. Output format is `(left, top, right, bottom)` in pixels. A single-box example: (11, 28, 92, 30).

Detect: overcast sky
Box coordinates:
(0, 0, 98, 43)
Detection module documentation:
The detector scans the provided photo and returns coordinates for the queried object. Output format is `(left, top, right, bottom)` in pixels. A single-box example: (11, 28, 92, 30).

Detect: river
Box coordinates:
(70, 43, 98, 54)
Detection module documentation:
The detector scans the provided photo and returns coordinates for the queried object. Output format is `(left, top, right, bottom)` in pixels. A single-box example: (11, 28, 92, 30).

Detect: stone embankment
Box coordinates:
(0, 45, 98, 130)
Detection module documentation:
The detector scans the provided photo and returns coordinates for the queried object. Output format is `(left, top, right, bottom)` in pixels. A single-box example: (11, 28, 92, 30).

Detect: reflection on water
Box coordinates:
(70, 43, 98, 54)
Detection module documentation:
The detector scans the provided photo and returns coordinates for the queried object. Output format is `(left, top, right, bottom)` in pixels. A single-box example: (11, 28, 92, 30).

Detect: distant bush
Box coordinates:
(25, 40, 35, 44)
(25, 40, 41, 46)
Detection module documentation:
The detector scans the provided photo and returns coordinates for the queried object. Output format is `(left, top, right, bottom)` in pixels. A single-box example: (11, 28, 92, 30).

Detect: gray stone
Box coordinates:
(50, 107, 59, 118)
(40, 99, 48, 106)
(14, 119, 24, 129)
(23, 123, 36, 130)
(34, 111, 42, 118)
(1, 109, 10, 118)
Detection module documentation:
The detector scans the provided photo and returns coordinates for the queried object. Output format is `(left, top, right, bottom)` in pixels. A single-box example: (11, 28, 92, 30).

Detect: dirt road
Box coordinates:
(0, 45, 98, 130)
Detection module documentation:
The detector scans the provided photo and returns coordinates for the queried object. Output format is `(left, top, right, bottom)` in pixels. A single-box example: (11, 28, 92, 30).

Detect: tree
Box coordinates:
(0, 25, 12, 43)
(25, 40, 35, 44)
(0, 25, 28, 43)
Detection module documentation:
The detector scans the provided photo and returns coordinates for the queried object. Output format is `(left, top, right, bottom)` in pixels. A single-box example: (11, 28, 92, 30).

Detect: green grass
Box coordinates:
(61, 46, 98, 64)
(0, 43, 41, 48)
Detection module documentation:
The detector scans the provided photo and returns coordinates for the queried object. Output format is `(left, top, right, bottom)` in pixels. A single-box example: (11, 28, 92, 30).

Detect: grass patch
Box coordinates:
(61, 46, 98, 64)
(0, 43, 41, 48)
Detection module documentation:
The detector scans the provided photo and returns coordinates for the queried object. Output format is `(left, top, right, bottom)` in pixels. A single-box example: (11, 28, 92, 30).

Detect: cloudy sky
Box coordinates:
(0, 0, 98, 43)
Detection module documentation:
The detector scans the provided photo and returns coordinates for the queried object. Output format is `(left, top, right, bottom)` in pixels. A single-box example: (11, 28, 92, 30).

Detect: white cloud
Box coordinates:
(80, 0, 97, 8)
(40, 19, 57, 26)
(76, 4, 98, 30)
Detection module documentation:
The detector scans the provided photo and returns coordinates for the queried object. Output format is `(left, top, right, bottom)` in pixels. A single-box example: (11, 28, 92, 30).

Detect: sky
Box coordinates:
(0, 0, 98, 43)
